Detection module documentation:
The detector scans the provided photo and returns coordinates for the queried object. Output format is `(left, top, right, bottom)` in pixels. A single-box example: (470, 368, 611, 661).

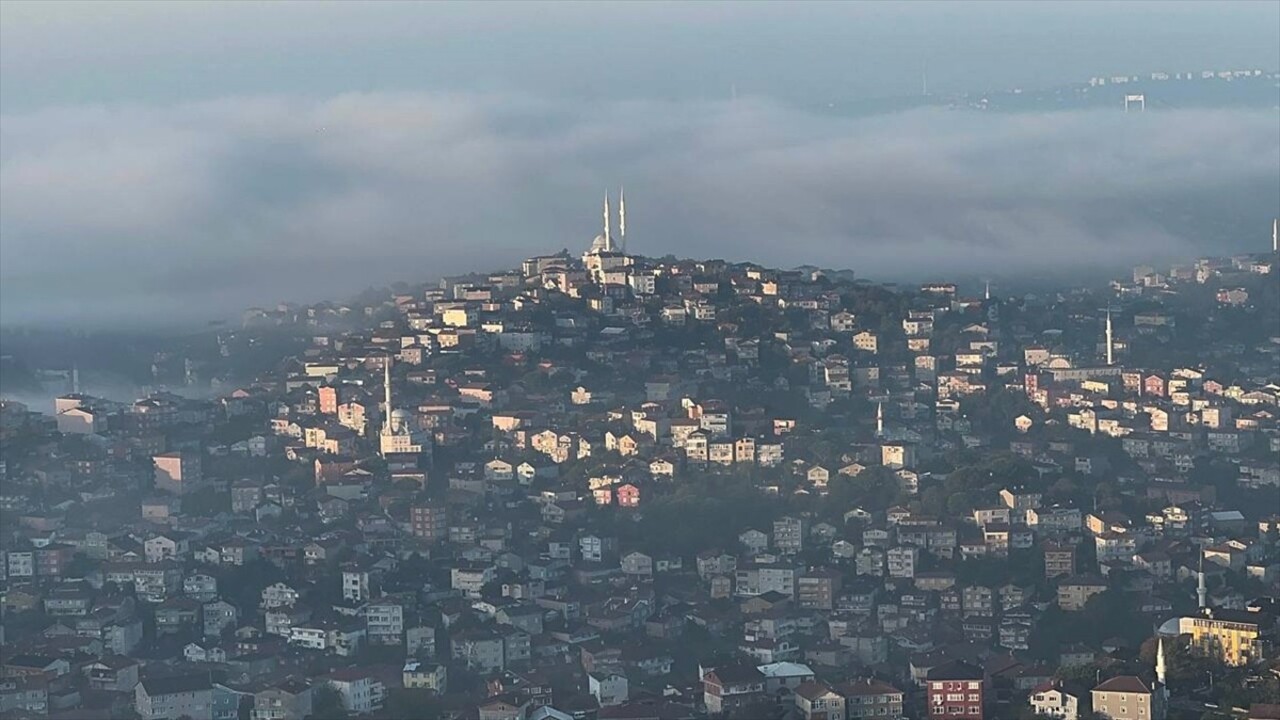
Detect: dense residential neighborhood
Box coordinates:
(1, 222, 1278, 720)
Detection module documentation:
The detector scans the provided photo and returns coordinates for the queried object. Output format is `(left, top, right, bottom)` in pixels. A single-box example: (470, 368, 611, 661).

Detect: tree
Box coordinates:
(380, 689, 443, 720)
(181, 486, 228, 516)
(826, 466, 900, 513)
(632, 478, 777, 556)
(946, 491, 974, 516)
(64, 553, 98, 578)
(1054, 662, 1103, 688)
(1030, 589, 1146, 662)
(308, 685, 349, 720)
(1138, 635, 1214, 690)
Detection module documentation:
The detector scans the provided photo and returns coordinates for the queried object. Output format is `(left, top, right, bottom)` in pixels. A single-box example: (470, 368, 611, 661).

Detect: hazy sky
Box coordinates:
(1, 1, 1278, 327)
(4, 1, 1278, 109)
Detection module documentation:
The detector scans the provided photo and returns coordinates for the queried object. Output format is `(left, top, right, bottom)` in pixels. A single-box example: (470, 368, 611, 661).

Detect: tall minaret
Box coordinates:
(603, 192, 612, 252)
(1156, 637, 1167, 685)
(1105, 309, 1114, 366)
(619, 187, 626, 253)
(1197, 554, 1208, 609)
(984, 281, 990, 301)
(1156, 637, 1169, 698)
(382, 356, 393, 435)
(1272, 218, 1277, 253)
(876, 402, 884, 437)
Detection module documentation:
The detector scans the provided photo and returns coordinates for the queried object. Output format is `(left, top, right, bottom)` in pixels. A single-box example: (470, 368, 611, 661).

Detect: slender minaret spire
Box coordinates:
(1197, 554, 1208, 609)
(1157, 632, 1167, 707)
(72, 364, 81, 395)
(1272, 218, 1277, 253)
(383, 356, 393, 435)
(984, 281, 990, 301)
(876, 402, 884, 437)
(1157, 635, 1167, 686)
(1105, 309, 1114, 366)
(603, 192, 612, 252)
(619, 187, 626, 253)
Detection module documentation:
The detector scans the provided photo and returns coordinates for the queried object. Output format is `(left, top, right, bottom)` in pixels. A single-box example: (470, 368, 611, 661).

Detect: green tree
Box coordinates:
(379, 689, 442, 720)
(827, 466, 900, 513)
(307, 685, 349, 720)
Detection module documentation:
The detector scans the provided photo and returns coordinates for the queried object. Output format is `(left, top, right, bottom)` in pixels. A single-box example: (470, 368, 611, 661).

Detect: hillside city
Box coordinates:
(1, 204, 1278, 720)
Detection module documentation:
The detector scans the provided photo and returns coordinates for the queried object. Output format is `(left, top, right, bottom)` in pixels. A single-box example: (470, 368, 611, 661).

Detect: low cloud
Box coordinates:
(2, 92, 1276, 326)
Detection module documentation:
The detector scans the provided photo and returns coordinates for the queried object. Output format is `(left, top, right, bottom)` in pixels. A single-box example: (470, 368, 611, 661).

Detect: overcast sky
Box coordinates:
(1, 1, 1278, 327)
(4, 1, 1278, 109)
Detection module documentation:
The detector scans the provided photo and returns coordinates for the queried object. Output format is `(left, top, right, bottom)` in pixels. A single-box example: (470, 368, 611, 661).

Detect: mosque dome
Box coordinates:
(389, 408, 413, 433)
(1155, 617, 1183, 637)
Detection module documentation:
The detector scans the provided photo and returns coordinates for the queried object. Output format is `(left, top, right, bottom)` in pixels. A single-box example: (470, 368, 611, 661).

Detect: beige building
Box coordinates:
(1091, 676, 1162, 720)
(840, 677, 904, 719)
(1043, 543, 1077, 579)
(1030, 682, 1080, 720)
(1057, 576, 1107, 611)
(853, 331, 879, 354)
(57, 405, 101, 435)
(794, 681, 844, 720)
(153, 452, 200, 495)
(797, 570, 841, 610)
(1158, 608, 1264, 667)
(402, 661, 447, 692)
(881, 443, 917, 469)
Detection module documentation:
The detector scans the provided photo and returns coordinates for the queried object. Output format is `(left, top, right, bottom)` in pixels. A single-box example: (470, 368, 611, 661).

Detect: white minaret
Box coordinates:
(619, 187, 626, 253)
(382, 356, 393, 435)
(1272, 218, 1277, 253)
(1156, 637, 1169, 700)
(1105, 309, 1114, 366)
(876, 402, 884, 437)
(71, 365, 81, 395)
(603, 192, 612, 252)
(984, 281, 990, 301)
(1197, 555, 1208, 609)
(1157, 635, 1167, 681)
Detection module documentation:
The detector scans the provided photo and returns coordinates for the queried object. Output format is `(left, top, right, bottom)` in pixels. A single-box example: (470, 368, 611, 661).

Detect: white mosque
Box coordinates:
(583, 189, 634, 283)
(379, 357, 429, 459)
